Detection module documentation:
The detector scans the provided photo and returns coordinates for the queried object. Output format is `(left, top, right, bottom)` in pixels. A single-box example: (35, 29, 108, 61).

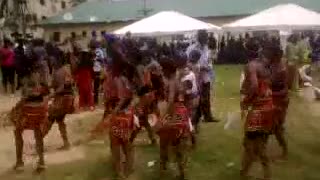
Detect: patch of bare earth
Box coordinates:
(0, 100, 103, 176)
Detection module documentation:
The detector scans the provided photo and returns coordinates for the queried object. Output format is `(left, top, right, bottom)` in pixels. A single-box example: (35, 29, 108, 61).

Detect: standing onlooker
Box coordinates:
(32, 39, 49, 84)
(311, 35, 320, 70)
(75, 51, 94, 111)
(89, 30, 97, 49)
(0, 39, 15, 94)
(45, 41, 62, 75)
(286, 34, 303, 90)
(186, 30, 218, 123)
(14, 39, 26, 90)
(90, 42, 105, 105)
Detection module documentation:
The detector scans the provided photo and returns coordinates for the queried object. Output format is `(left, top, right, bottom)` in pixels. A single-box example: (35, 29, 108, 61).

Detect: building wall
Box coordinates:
(42, 15, 244, 42)
(27, 0, 72, 21)
(4, 0, 73, 38)
(43, 22, 130, 42)
(29, 0, 73, 37)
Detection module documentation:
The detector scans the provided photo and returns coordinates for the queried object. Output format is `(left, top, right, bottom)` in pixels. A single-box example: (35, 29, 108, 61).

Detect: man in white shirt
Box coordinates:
(91, 42, 105, 104)
(186, 30, 218, 123)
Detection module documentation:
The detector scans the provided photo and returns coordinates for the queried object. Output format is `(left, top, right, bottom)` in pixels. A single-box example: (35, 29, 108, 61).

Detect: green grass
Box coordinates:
(1, 65, 320, 180)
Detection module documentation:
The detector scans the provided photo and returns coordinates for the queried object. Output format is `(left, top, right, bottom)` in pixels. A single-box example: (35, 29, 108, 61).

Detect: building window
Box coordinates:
(40, 0, 46, 6)
(25, 14, 32, 23)
(53, 32, 61, 42)
(32, 14, 38, 23)
(82, 31, 87, 37)
(71, 32, 76, 39)
(61, 1, 66, 9)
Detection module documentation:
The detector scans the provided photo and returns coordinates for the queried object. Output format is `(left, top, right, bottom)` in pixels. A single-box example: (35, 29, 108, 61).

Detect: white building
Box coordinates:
(2, 0, 74, 38)
(29, 0, 73, 21)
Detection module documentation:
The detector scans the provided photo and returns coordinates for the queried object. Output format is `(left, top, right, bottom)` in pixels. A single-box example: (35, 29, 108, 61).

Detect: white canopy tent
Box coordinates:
(114, 11, 221, 36)
(223, 4, 320, 32)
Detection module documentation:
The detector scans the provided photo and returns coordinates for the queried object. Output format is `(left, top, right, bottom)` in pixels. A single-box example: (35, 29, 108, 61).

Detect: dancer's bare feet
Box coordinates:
(13, 162, 24, 172)
(58, 144, 71, 151)
(34, 164, 46, 174)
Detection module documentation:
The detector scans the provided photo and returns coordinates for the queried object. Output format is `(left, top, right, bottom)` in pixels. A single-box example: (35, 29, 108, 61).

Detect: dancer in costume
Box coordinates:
(130, 52, 164, 145)
(43, 59, 75, 150)
(268, 43, 289, 159)
(157, 54, 192, 180)
(11, 64, 49, 172)
(240, 39, 273, 180)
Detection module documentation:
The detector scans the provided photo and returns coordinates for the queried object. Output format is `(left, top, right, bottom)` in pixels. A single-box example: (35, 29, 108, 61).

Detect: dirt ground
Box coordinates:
(0, 94, 104, 176)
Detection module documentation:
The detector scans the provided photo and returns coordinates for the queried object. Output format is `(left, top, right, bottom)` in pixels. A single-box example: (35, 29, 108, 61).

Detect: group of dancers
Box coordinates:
(9, 30, 217, 180)
(7, 29, 290, 180)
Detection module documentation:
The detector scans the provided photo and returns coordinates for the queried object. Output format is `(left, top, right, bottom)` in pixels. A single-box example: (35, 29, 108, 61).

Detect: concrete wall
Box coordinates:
(42, 22, 131, 42)
(3, 0, 73, 38)
(29, 0, 73, 38)
(27, 0, 73, 20)
(42, 15, 245, 42)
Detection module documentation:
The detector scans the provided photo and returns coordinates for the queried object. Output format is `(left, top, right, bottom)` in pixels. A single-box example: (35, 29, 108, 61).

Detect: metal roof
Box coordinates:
(41, 0, 320, 25)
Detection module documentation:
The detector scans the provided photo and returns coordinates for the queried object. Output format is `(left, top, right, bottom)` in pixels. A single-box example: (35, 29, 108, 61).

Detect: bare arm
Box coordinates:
(273, 66, 289, 97)
(53, 70, 65, 95)
(111, 77, 132, 115)
(166, 75, 176, 116)
(242, 62, 259, 106)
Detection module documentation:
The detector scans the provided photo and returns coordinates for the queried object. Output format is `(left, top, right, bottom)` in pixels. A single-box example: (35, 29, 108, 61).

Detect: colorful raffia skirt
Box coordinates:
(12, 101, 48, 131)
(49, 95, 75, 117)
(109, 109, 134, 145)
(245, 107, 274, 133)
(156, 103, 191, 142)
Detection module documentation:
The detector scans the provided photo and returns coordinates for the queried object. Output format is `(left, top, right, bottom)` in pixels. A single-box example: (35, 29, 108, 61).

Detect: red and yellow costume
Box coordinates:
(108, 75, 135, 178)
(12, 86, 49, 132)
(157, 102, 191, 141)
(157, 75, 191, 180)
(240, 63, 273, 180)
(110, 108, 135, 146)
(103, 68, 120, 115)
(243, 79, 273, 133)
(11, 73, 49, 171)
(42, 65, 75, 149)
(50, 95, 74, 115)
(128, 68, 159, 144)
